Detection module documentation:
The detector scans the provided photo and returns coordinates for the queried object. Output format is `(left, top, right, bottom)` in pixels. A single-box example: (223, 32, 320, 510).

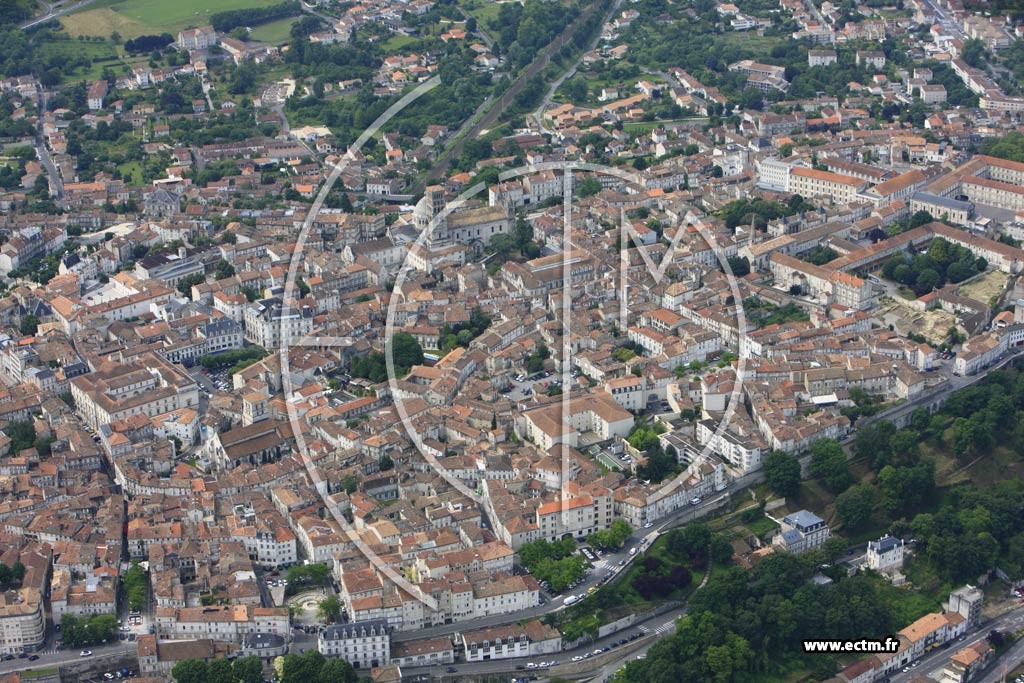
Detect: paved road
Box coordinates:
(531, 0, 623, 134)
(20, 0, 95, 30)
(400, 603, 688, 680)
(858, 345, 1024, 432)
(33, 86, 63, 204)
(0, 641, 135, 676)
(888, 605, 1024, 683)
(918, 0, 964, 38)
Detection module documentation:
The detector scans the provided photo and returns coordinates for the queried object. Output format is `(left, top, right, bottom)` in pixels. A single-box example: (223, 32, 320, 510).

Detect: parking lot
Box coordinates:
(500, 369, 582, 401)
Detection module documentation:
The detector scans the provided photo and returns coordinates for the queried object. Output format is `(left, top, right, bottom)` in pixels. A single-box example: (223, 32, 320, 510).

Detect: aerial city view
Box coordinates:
(7, 0, 1024, 681)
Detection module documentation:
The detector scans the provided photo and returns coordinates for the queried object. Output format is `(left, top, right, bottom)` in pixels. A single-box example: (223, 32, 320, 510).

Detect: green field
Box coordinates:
(62, 0, 281, 38)
(380, 33, 419, 53)
(462, 0, 503, 28)
(36, 37, 150, 82)
(248, 16, 297, 45)
(117, 161, 143, 185)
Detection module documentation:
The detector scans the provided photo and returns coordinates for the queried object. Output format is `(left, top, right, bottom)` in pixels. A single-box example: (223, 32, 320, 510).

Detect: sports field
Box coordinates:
(61, 0, 280, 38)
(248, 16, 298, 45)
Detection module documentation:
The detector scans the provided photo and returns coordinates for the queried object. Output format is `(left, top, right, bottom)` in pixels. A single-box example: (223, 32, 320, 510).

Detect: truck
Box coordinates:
(563, 595, 578, 606)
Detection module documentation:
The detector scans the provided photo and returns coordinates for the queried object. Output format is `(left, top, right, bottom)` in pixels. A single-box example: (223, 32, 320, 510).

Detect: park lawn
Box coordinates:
(463, 0, 502, 29)
(118, 161, 143, 185)
(743, 515, 779, 539)
(249, 16, 298, 45)
(62, 0, 281, 38)
(380, 33, 419, 52)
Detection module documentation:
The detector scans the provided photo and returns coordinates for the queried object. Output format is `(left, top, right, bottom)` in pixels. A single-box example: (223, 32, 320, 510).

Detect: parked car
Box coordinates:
(80, 651, 93, 657)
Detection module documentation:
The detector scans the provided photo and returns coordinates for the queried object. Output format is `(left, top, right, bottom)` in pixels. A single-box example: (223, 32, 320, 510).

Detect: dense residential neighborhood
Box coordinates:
(3, 0, 1024, 681)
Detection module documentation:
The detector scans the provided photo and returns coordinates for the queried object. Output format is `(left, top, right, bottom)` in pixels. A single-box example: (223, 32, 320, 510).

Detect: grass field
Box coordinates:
(462, 0, 504, 29)
(380, 33, 419, 53)
(117, 161, 143, 185)
(36, 37, 149, 82)
(62, 0, 281, 38)
(958, 269, 1008, 307)
(248, 16, 297, 45)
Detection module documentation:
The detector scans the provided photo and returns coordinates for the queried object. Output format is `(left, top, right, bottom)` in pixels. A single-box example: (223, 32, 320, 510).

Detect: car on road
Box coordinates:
(27, 655, 39, 661)
(445, 667, 457, 673)
(526, 662, 537, 669)
(80, 651, 92, 657)
(644, 521, 654, 529)
(690, 497, 702, 505)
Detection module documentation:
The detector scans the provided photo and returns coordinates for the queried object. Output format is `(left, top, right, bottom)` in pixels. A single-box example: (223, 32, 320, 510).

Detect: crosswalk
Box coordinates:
(635, 620, 676, 636)
(653, 620, 676, 635)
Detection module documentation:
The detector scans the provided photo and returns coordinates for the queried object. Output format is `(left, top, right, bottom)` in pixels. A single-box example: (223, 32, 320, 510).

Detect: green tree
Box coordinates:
(206, 659, 234, 683)
(318, 658, 356, 683)
(388, 332, 424, 374)
(577, 176, 602, 197)
(281, 650, 325, 683)
(588, 519, 632, 550)
(961, 38, 988, 68)
(177, 272, 206, 297)
(232, 657, 265, 683)
(835, 483, 876, 529)
(19, 314, 38, 336)
(171, 659, 208, 683)
(214, 259, 236, 280)
(763, 450, 801, 499)
(808, 439, 852, 492)
(4, 420, 35, 453)
(317, 595, 341, 624)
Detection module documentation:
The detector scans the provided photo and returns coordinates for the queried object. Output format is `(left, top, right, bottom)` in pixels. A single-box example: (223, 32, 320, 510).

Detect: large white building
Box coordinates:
(773, 510, 830, 554)
(518, 392, 633, 450)
(318, 620, 390, 670)
(153, 605, 289, 642)
(866, 535, 905, 573)
(70, 352, 200, 431)
(243, 297, 314, 350)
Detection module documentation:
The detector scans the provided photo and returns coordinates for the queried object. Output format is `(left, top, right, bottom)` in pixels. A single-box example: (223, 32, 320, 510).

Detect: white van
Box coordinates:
(563, 595, 578, 606)
(629, 547, 637, 556)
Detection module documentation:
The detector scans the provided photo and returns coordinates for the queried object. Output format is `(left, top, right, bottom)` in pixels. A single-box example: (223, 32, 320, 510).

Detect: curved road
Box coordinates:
(20, 0, 95, 30)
